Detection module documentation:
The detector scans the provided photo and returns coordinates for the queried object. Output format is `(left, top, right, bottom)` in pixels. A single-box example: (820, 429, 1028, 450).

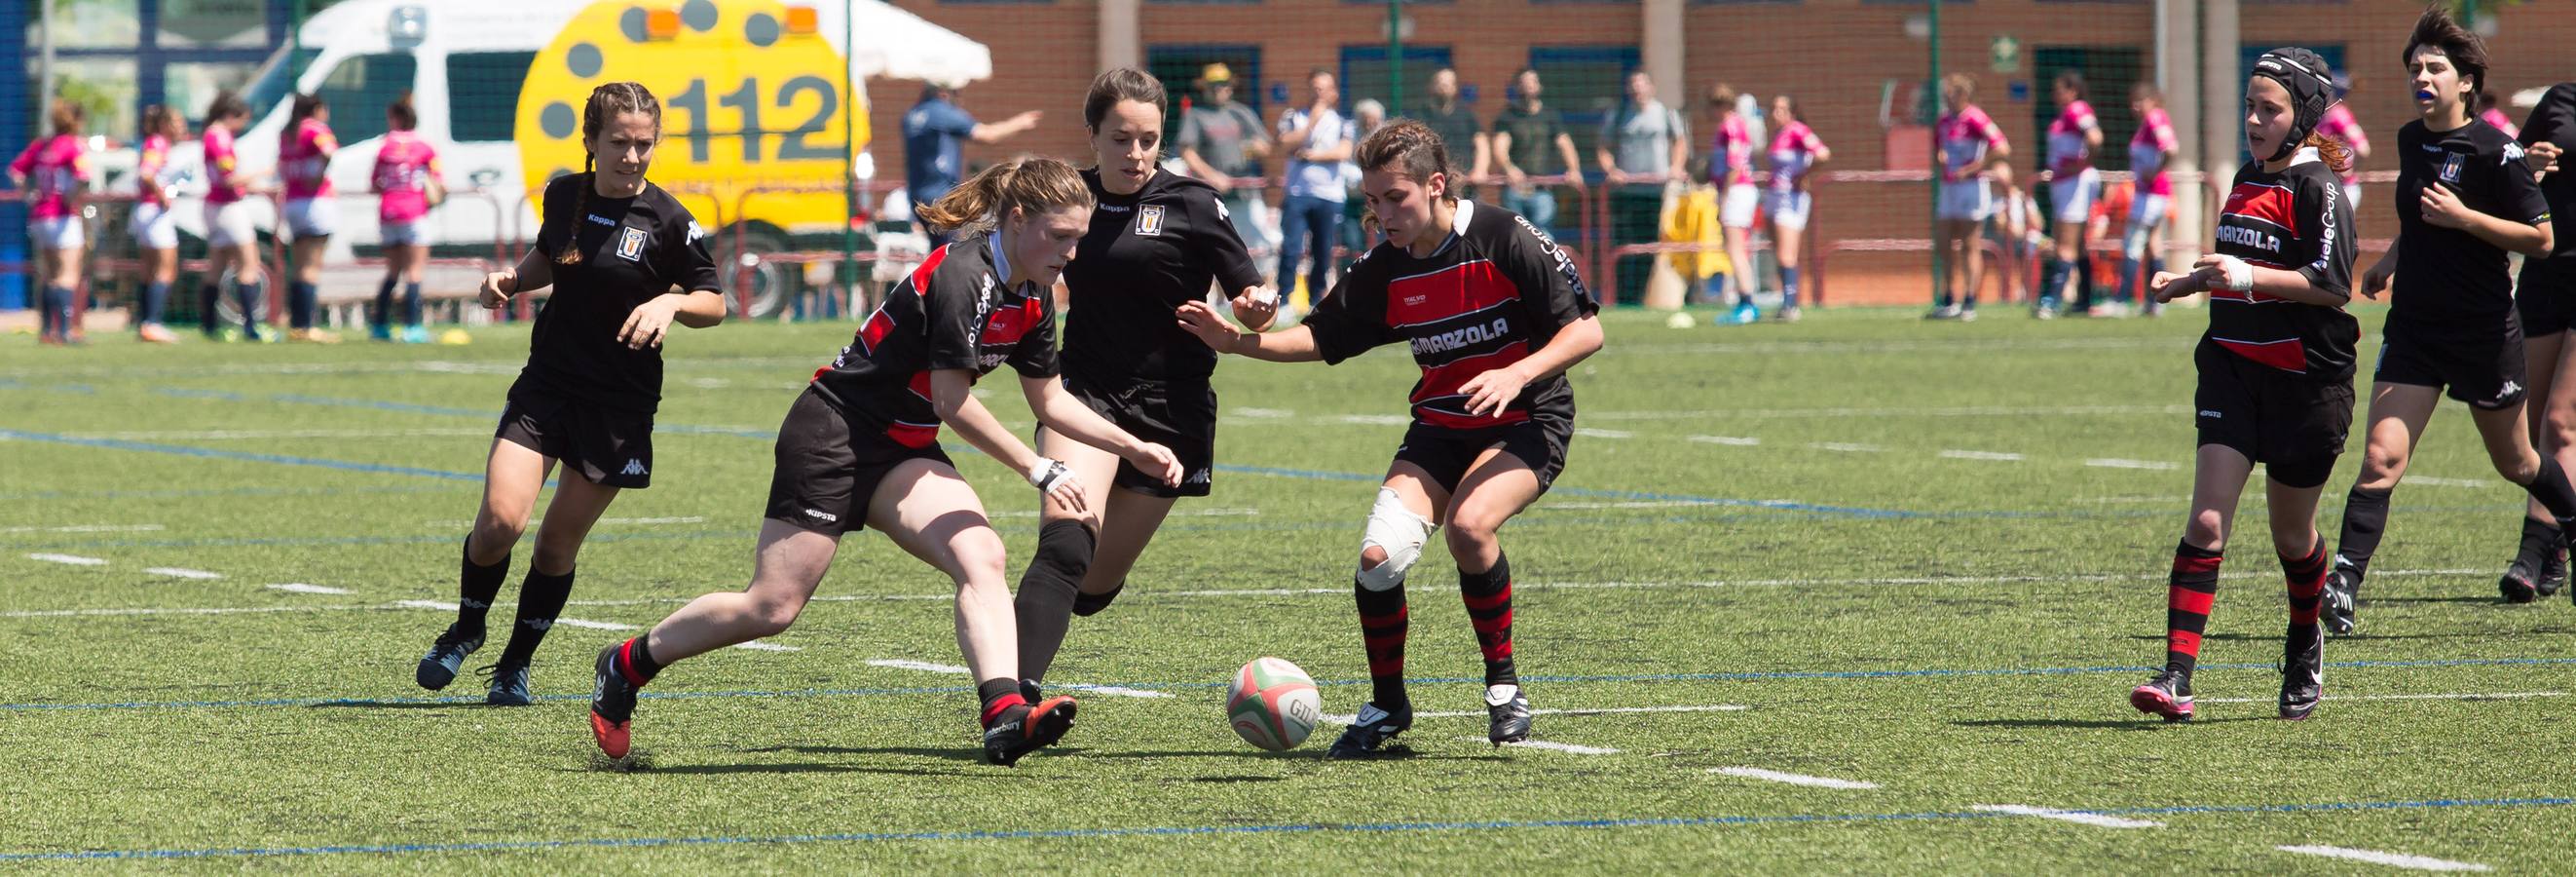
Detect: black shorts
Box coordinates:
(2194, 341, 2352, 481)
(2518, 257, 2576, 337)
(1062, 374, 1215, 498)
(1392, 413, 1574, 497)
(496, 388, 656, 488)
(2373, 320, 2527, 410)
(764, 388, 952, 538)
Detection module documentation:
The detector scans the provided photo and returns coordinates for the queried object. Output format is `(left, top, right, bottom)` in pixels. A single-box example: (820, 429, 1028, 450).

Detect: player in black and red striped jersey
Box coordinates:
(585, 157, 1181, 767)
(1179, 120, 1604, 757)
(2321, 8, 2576, 632)
(2127, 48, 2357, 723)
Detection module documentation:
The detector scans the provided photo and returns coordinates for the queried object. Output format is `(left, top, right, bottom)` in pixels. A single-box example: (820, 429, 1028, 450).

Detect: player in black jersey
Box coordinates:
(1009, 69, 1277, 693)
(1178, 121, 1603, 757)
(2127, 49, 2357, 723)
(2321, 8, 2576, 633)
(2493, 83, 2576, 602)
(585, 157, 1182, 767)
(411, 83, 725, 705)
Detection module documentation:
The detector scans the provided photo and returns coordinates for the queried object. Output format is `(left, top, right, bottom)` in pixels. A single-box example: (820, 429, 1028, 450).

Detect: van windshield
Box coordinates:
(241, 47, 323, 123)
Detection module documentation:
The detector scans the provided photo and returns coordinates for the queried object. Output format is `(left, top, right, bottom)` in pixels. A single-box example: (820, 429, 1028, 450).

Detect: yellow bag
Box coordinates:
(1661, 184, 1730, 281)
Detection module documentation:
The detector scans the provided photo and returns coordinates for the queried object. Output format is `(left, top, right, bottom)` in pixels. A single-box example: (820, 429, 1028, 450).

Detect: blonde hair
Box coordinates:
(915, 156, 1093, 236)
(558, 82, 663, 265)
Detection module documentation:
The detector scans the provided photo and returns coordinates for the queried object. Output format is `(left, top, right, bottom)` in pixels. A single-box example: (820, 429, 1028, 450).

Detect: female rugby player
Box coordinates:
(371, 93, 444, 343)
(2491, 82, 2576, 600)
(1764, 94, 1828, 323)
(198, 92, 268, 342)
(278, 93, 341, 342)
(2036, 70, 2103, 320)
(1929, 75, 2009, 322)
(9, 100, 90, 345)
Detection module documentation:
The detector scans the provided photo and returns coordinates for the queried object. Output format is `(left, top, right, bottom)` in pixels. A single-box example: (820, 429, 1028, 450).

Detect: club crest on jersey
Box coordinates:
(616, 227, 647, 261)
(2439, 154, 2464, 185)
(1135, 206, 1165, 237)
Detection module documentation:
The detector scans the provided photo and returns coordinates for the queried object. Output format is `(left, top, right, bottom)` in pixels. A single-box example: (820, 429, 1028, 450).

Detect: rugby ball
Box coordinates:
(1226, 657, 1323, 751)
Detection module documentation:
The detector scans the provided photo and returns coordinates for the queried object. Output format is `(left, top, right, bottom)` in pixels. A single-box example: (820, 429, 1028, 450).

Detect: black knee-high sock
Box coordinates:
(287, 281, 317, 329)
(1012, 519, 1095, 683)
(1354, 579, 1410, 709)
(2165, 542, 2222, 674)
(1460, 554, 1517, 687)
(373, 277, 397, 329)
(457, 538, 509, 635)
(2074, 252, 2097, 308)
(2334, 486, 2394, 578)
(39, 286, 70, 336)
(2517, 517, 2562, 566)
(234, 279, 264, 332)
(198, 283, 222, 334)
(403, 282, 425, 326)
(140, 282, 169, 325)
(499, 567, 574, 666)
(2040, 257, 2069, 304)
(2518, 458, 2576, 525)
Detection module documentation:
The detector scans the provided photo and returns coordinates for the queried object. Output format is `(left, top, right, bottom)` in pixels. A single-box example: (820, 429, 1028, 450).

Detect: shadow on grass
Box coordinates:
(638, 762, 964, 778)
(1950, 716, 2269, 730)
(305, 699, 490, 710)
(738, 744, 984, 763)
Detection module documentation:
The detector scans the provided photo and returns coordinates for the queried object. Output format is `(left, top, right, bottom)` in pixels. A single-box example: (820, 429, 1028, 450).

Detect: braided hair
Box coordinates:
(559, 81, 663, 265)
(1353, 119, 1454, 234)
(914, 156, 1092, 238)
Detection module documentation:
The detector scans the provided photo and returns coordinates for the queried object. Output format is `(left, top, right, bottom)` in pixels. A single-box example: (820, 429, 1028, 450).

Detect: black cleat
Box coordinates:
(2128, 669, 2194, 722)
(2279, 625, 2324, 720)
(1326, 702, 1414, 758)
(2501, 551, 2542, 604)
(479, 661, 532, 706)
(2540, 546, 2568, 599)
(589, 644, 639, 759)
(415, 625, 484, 691)
(2322, 564, 2362, 636)
(1484, 684, 1532, 745)
(982, 696, 1077, 767)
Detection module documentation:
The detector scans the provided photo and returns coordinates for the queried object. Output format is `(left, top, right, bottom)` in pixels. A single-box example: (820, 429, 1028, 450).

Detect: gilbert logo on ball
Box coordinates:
(1227, 657, 1322, 751)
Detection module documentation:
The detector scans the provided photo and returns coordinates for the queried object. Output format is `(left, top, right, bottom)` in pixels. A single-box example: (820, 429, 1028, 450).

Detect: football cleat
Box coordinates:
(481, 662, 532, 706)
(1924, 304, 1963, 321)
(589, 644, 639, 759)
(2322, 564, 2362, 636)
(2279, 624, 2324, 720)
(1485, 684, 1532, 745)
(2128, 669, 2194, 722)
(2539, 546, 2567, 599)
(981, 695, 1078, 767)
(415, 625, 485, 691)
(1326, 701, 1414, 758)
(2500, 553, 2542, 604)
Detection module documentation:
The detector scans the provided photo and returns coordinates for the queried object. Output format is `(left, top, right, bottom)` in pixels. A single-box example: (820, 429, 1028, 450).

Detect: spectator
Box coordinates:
(1276, 69, 1356, 314)
(1341, 98, 1388, 264)
(1490, 68, 1586, 235)
(1596, 69, 1688, 305)
(1176, 62, 1272, 249)
(1414, 67, 1490, 191)
(902, 82, 1042, 247)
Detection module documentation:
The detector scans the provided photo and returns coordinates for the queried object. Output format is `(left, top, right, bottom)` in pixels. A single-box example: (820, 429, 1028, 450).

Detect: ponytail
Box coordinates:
(915, 156, 1092, 236)
(282, 93, 324, 152)
(2304, 133, 2352, 175)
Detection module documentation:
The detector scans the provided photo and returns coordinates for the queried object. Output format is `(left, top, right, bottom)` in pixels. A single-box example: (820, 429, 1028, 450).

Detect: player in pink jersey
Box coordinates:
(2038, 70, 2104, 319)
(2124, 83, 2182, 317)
(198, 91, 271, 342)
(2478, 90, 2520, 138)
(1765, 94, 1829, 323)
(9, 100, 91, 345)
(1706, 83, 1761, 322)
(2315, 85, 2371, 217)
(279, 94, 341, 342)
(371, 93, 444, 343)
(129, 105, 188, 343)
(1931, 74, 2010, 321)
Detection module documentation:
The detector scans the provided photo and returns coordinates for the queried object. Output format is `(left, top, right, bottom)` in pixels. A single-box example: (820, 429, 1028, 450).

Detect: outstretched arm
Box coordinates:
(1176, 300, 1324, 362)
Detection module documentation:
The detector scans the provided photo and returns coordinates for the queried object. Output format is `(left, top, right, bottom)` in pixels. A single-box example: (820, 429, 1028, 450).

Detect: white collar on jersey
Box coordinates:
(1418, 198, 1475, 258)
(986, 231, 1022, 291)
(2283, 145, 2322, 169)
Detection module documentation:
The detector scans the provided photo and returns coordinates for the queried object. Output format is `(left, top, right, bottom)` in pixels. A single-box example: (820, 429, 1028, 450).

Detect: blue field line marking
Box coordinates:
(11, 656, 2576, 713)
(0, 483, 463, 502)
(4, 796, 2567, 861)
(0, 429, 483, 481)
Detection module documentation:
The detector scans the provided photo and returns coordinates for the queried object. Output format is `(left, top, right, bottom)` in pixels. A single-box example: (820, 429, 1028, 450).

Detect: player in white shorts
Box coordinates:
(1931, 74, 2009, 321)
(2038, 69, 2104, 319)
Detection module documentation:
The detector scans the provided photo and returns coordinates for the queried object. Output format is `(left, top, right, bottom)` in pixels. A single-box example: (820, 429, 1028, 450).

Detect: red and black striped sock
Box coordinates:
(1354, 578, 1410, 709)
(612, 634, 663, 686)
(2282, 539, 2329, 630)
(1460, 554, 1517, 687)
(978, 679, 1026, 729)
(2165, 541, 2223, 674)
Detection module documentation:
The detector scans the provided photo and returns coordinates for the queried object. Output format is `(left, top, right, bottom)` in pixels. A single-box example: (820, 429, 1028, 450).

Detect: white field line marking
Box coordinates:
(2276, 846, 2491, 872)
(1537, 501, 1710, 511)
(2409, 477, 2496, 489)
(731, 641, 802, 652)
(1709, 767, 1881, 790)
(63, 428, 489, 440)
(1689, 435, 1762, 446)
(1585, 402, 2187, 421)
(143, 567, 224, 580)
(0, 523, 164, 534)
(1968, 804, 2163, 829)
(2200, 691, 2564, 705)
(266, 583, 351, 595)
(1811, 441, 1884, 453)
(1333, 414, 1411, 426)
(1572, 428, 1634, 439)
(422, 515, 708, 528)
(864, 659, 1164, 698)
(0, 604, 383, 618)
(1938, 449, 2026, 462)
(391, 600, 793, 652)
(1464, 738, 1619, 755)
(26, 553, 106, 566)
(1323, 704, 1750, 725)
(1231, 407, 1294, 419)
(2085, 458, 2181, 471)
(991, 507, 1258, 519)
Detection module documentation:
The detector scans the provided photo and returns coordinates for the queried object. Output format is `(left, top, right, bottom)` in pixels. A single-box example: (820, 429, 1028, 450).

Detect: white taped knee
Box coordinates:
(1357, 486, 1437, 591)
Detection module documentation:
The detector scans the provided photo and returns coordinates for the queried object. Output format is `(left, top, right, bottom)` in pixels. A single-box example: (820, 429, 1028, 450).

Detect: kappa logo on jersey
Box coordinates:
(620, 458, 649, 477)
(2503, 141, 2527, 164)
(586, 213, 618, 227)
(617, 228, 647, 261)
(1136, 205, 1165, 237)
(686, 220, 706, 244)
